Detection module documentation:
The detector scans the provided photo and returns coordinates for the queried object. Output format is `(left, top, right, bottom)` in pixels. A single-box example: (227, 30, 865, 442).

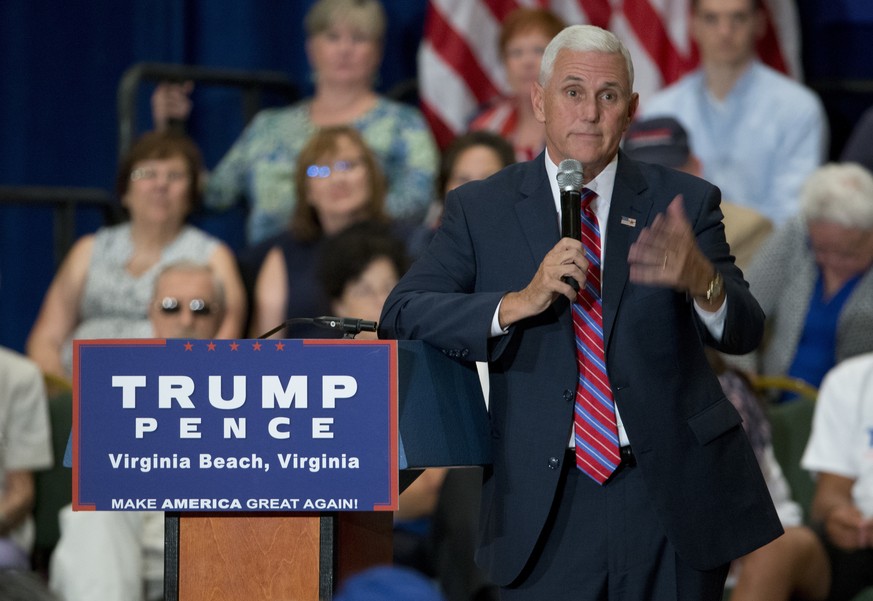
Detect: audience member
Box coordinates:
(0, 347, 52, 569)
(152, 0, 438, 245)
(49, 261, 225, 601)
(317, 221, 446, 576)
(25, 131, 245, 380)
(410, 131, 515, 258)
(408, 131, 514, 600)
(705, 350, 829, 601)
(318, 220, 409, 339)
(468, 7, 565, 162)
(623, 116, 773, 269)
(641, 0, 826, 226)
(727, 163, 873, 396)
(840, 105, 873, 174)
(734, 352, 873, 600)
(798, 352, 873, 601)
(250, 126, 391, 339)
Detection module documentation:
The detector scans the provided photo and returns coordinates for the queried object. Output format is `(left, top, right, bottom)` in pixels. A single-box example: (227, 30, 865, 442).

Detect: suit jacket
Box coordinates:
(379, 152, 782, 586)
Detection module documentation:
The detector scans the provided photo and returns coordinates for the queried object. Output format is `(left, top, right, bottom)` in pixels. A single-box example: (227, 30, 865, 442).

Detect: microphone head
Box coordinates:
(556, 159, 584, 192)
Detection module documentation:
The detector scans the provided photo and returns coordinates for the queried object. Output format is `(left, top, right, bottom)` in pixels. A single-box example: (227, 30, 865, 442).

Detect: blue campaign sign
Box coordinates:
(72, 338, 398, 512)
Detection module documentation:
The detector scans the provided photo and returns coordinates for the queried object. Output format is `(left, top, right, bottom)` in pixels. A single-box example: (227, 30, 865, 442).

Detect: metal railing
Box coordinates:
(117, 61, 299, 158)
(0, 186, 121, 265)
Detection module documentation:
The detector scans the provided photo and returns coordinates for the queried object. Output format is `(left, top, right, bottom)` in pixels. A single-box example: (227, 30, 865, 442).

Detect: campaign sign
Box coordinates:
(72, 338, 398, 513)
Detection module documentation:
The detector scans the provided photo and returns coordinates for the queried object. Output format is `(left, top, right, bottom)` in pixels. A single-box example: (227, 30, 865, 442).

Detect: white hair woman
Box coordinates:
(728, 162, 873, 398)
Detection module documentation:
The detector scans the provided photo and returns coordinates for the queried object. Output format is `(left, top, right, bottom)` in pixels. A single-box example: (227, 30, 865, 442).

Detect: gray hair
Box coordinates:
(539, 25, 635, 92)
(154, 261, 226, 314)
(800, 162, 873, 229)
(304, 0, 386, 43)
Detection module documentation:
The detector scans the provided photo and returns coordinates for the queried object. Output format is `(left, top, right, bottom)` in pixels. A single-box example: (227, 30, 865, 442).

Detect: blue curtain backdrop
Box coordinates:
(1, 0, 871, 352)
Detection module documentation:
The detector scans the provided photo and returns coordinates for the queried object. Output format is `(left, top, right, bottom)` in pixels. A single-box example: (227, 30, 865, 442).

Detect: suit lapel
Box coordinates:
(513, 156, 573, 328)
(603, 154, 652, 348)
(515, 156, 560, 268)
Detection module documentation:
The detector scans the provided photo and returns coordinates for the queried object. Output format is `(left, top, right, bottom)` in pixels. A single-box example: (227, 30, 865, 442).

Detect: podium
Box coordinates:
(110, 340, 492, 600)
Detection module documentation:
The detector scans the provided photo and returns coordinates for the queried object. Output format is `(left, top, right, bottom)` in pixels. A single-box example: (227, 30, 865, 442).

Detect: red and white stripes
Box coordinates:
(418, 0, 799, 148)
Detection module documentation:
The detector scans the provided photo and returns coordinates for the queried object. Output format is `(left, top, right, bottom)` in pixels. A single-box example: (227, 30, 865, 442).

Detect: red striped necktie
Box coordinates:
(572, 188, 621, 484)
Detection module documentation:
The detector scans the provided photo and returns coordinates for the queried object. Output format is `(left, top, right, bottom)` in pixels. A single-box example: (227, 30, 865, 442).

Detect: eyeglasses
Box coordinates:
(305, 159, 363, 179)
(130, 167, 189, 183)
(158, 297, 213, 316)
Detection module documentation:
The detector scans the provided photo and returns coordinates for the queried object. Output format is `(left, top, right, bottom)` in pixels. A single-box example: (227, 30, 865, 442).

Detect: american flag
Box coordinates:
(418, 0, 801, 147)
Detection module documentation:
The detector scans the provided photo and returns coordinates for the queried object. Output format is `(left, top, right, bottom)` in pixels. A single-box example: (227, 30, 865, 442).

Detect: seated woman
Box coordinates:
(727, 162, 873, 399)
(152, 0, 438, 245)
(320, 221, 453, 578)
(318, 220, 409, 338)
(26, 131, 246, 380)
(467, 7, 565, 162)
(410, 130, 515, 259)
(250, 126, 390, 339)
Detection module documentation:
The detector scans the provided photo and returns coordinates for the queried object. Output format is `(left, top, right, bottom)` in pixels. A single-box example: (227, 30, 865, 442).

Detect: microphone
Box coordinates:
(556, 158, 584, 291)
(312, 316, 378, 335)
(257, 316, 378, 340)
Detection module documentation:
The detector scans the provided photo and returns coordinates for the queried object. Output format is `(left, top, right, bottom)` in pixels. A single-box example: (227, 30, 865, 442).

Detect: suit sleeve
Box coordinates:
(690, 182, 765, 355)
(378, 189, 508, 362)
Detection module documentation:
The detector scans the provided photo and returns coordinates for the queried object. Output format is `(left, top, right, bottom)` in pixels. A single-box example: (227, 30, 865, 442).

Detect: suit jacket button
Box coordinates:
(563, 389, 573, 401)
(548, 457, 560, 470)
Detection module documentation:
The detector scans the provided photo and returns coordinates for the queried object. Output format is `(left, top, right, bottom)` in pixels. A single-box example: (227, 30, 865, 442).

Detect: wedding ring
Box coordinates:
(662, 253, 668, 270)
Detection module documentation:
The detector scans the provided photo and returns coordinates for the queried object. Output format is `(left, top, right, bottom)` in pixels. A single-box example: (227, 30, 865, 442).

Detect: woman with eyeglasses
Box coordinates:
(26, 132, 246, 380)
(250, 125, 390, 339)
(152, 0, 438, 247)
(726, 162, 873, 401)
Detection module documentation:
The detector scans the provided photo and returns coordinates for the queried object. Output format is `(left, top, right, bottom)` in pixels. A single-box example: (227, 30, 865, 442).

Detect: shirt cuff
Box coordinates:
(694, 296, 728, 341)
(490, 297, 510, 337)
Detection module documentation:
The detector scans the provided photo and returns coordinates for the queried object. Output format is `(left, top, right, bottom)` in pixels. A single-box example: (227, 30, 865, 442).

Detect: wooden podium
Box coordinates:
(162, 341, 491, 601)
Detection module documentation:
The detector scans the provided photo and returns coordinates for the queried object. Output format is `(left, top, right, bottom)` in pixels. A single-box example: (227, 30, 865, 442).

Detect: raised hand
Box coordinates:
(151, 81, 194, 131)
(627, 194, 718, 301)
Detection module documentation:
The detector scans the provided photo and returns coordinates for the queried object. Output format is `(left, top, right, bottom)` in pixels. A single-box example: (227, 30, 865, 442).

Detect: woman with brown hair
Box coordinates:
(468, 7, 565, 162)
(26, 131, 246, 379)
(250, 125, 389, 338)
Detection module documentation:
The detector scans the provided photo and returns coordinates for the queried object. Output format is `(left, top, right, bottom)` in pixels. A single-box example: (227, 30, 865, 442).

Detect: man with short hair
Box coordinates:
(380, 24, 781, 600)
(50, 262, 224, 601)
(642, 0, 826, 226)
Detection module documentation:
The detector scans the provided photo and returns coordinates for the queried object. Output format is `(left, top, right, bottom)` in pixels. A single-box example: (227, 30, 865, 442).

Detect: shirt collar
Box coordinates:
(544, 150, 619, 223)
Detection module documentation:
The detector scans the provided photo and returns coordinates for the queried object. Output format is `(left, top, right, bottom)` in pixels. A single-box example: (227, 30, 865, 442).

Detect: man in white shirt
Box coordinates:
(50, 262, 225, 601)
(641, 0, 827, 226)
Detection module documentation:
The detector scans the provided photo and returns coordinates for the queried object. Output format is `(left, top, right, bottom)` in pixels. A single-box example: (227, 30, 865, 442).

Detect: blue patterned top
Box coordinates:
(206, 97, 439, 244)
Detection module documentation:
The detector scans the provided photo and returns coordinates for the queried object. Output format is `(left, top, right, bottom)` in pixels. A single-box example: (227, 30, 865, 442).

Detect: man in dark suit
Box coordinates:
(379, 24, 782, 600)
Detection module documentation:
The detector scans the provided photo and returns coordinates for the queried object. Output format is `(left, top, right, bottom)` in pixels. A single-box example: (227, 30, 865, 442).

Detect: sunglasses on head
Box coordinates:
(158, 297, 213, 316)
